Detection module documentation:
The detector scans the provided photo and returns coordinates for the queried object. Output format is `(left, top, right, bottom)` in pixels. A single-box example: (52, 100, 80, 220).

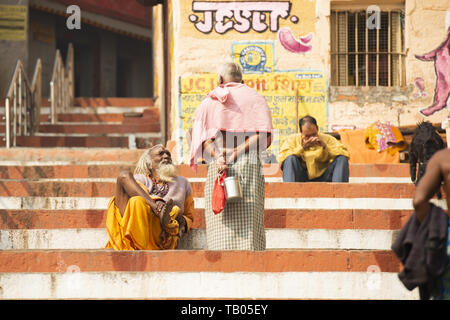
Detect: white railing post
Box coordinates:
(18, 72, 22, 136)
(13, 83, 17, 147)
(3, 59, 40, 148)
(23, 85, 27, 136)
(48, 43, 75, 124)
(50, 80, 55, 124)
(31, 59, 42, 133)
(5, 97, 10, 148)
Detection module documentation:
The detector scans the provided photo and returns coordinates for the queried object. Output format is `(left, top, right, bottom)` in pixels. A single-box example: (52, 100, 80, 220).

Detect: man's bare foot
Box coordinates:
(159, 199, 173, 227)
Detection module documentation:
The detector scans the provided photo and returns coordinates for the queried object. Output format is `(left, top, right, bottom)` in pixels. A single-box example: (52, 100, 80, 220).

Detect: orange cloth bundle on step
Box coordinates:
(338, 128, 401, 164)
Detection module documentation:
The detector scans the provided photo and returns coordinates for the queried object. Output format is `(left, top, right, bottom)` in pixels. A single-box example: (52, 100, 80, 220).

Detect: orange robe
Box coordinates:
(105, 182, 194, 250)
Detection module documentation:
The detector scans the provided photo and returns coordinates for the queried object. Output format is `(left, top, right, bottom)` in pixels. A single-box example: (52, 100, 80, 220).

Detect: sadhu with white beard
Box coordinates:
(105, 144, 194, 250)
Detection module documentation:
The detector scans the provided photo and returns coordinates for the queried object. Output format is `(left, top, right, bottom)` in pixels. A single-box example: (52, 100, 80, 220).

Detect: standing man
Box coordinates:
(277, 115, 350, 182)
(411, 148, 450, 300)
(189, 62, 273, 250)
(105, 144, 194, 250)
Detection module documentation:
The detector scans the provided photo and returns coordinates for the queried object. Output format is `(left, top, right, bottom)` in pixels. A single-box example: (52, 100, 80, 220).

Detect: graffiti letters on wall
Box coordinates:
(189, 1, 298, 34)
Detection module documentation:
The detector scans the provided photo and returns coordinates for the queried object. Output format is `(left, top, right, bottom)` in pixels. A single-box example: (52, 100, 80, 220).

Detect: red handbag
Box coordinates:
(212, 171, 227, 214)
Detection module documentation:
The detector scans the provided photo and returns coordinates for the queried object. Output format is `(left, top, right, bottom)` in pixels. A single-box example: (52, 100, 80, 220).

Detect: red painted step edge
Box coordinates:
(0, 250, 402, 273)
(0, 209, 413, 230)
(0, 181, 418, 198)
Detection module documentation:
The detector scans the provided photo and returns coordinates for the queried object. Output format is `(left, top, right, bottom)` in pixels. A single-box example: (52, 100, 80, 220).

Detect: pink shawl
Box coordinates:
(189, 82, 273, 171)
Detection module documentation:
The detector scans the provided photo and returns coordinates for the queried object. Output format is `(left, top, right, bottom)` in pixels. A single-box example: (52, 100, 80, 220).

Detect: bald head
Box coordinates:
(218, 62, 243, 84)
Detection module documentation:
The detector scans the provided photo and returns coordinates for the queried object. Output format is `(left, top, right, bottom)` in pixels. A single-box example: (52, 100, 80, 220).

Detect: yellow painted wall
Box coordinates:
(166, 0, 450, 164)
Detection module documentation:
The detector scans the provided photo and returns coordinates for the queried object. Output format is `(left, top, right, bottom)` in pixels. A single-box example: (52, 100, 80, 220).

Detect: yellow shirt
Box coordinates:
(277, 132, 350, 180)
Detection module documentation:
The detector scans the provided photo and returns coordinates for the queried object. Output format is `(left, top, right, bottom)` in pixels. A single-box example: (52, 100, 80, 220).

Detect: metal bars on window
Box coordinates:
(331, 10, 405, 87)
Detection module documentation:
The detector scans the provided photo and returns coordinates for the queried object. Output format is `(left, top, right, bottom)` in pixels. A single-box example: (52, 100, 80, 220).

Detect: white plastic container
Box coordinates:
(224, 176, 243, 202)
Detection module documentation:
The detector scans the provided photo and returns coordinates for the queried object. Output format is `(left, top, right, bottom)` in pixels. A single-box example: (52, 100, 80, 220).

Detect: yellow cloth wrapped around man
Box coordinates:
(105, 179, 195, 251)
(278, 132, 350, 180)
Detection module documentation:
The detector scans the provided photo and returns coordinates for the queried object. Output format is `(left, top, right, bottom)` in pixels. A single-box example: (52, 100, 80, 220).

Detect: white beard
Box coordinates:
(156, 162, 177, 183)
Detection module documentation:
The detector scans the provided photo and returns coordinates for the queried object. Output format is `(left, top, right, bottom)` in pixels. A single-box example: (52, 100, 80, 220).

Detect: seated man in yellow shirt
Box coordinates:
(277, 115, 350, 182)
(105, 144, 194, 250)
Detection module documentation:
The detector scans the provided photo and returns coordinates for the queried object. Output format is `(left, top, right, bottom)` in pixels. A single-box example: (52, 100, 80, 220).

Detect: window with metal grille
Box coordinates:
(331, 10, 406, 86)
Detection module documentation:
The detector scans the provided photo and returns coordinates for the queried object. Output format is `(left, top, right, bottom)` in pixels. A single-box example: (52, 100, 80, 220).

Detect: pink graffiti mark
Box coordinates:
(278, 27, 312, 54)
(413, 77, 427, 99)
(415, 28, 450, 117)
(191, 1, 291, 34)
(299, 32, 312, 44)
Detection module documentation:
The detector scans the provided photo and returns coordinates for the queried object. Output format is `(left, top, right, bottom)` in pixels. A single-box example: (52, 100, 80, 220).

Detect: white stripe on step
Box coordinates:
(0, 271, 419, 299)
(187, 177, 412, 183)
(0, 228, 399, 250)
(0, 197, 446, 211)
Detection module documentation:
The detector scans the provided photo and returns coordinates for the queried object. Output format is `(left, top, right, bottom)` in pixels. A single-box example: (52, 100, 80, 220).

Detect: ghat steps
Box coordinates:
(0, 98, 160, 148)
(0, 148, 446, 299)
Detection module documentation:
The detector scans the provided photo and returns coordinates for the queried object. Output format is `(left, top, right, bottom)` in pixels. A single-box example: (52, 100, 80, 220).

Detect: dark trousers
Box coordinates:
(281, 155, 349, 182)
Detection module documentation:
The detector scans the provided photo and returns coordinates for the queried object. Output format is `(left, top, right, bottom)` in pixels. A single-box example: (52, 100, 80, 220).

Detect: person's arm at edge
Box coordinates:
(202, 138, 222, 161)
(412, 153, 443, 222)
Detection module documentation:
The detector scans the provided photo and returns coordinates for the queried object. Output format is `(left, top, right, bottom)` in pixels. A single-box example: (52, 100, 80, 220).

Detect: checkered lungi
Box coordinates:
(204, 152, 266, 250)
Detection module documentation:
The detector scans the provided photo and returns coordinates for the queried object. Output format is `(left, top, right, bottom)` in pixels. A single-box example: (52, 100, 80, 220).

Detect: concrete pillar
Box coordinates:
(28, 8, 56, 98)
(0, 0, 29, 97)
(152, 4, 166, 144)
(99, 31, 117, 97)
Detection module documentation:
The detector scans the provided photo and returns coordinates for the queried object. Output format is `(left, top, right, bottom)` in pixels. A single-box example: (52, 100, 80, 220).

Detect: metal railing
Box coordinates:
(2, 59, 42, 148)
(50, 43, 74, 124)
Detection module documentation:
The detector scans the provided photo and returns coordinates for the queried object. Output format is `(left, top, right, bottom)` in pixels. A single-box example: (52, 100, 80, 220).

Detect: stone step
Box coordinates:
(2, 196, 445, 211)
(39, 114, 124, 123)
(0, 165, 133, 179)
(0, 97, 156, 108)
(0, 175, 413, 185)
(34, 108, 159, 123)
(0, 209, 412, 230)
(0, 106, 154, 116)
(0, 228, 401, 251)
(0, 250, 418, 299)
(1, 123, 160, 134)
(0, 181, 419, 198)
(0, 148, 146, 162)
(0, 162, 411, 179)
(0, 135, 128, 148)
(37, 123, 159, 134)
(74, 97, 155, 107)
(0, 135, 161, 148)
(0, 148, 411, 172)
(0, 155, 425, 300)
(0, 249, 401, 272)
(0, 271, 417, 299)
